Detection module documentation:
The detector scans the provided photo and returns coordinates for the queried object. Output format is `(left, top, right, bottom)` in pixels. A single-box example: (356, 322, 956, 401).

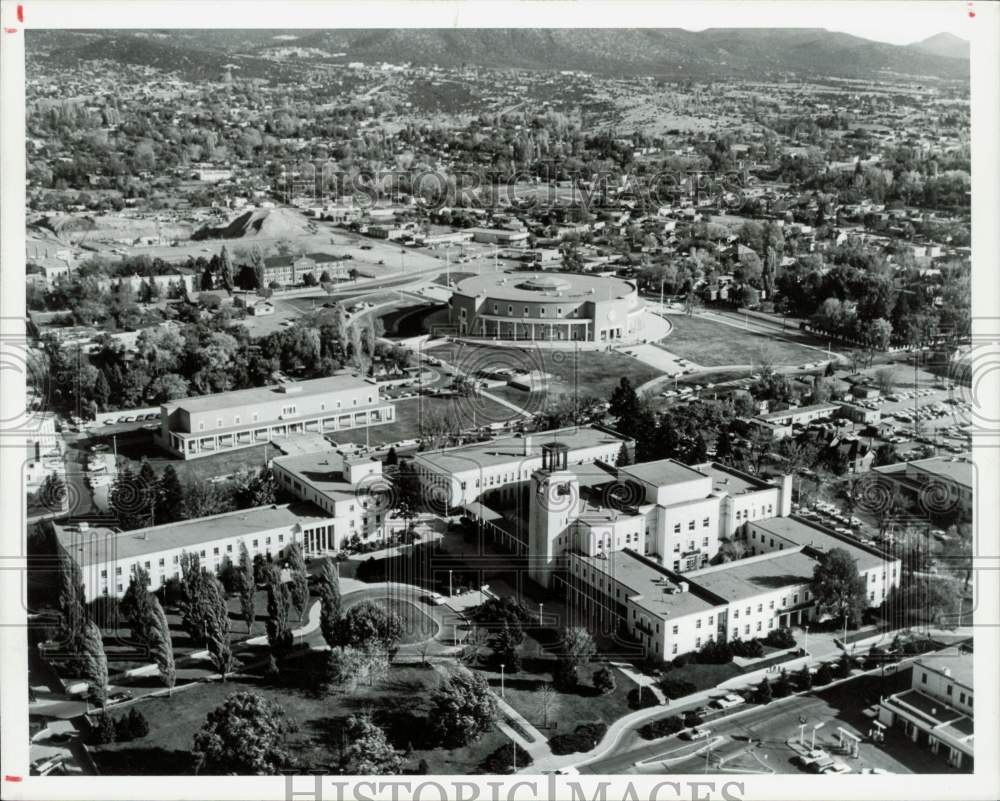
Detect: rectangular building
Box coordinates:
(156, 375, 395, 459)
(54, 504, 332, 599)
(878, 645, 974, 770)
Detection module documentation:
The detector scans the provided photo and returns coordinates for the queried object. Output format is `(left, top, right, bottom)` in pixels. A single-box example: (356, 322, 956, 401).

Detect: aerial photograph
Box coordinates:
(19, 23, 975, 780)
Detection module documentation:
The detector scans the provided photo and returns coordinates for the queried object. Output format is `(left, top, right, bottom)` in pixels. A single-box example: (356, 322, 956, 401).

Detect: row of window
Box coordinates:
(673, 537, 711, 552)
(672, 518, 711, 534)
(195, 397, 378, 431)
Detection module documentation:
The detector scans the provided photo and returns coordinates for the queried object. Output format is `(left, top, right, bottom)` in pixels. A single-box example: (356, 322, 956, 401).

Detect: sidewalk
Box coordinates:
(493, 694, 553, 763)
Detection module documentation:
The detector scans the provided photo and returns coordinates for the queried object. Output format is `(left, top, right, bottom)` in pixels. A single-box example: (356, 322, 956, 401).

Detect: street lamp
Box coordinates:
(804, 624, 809, 654)
(449, 569, 453, 597)
(539, 602, 544, 627)
(811, 721, 825, 750)
(500, 663, 505, 698)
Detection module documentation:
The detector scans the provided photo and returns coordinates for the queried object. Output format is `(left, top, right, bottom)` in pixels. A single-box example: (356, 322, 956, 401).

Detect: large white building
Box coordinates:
(524, 442, 900, 664)
(155, 374, 395, 460)
(54, 504, 333, 599)
(272, 450, 394, 550)
(878, 645, 974, 770)
(412, 426, 632, 510)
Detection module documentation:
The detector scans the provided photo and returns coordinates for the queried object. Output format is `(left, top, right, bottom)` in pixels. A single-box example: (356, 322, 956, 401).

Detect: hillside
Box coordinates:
(28, 28, 969, 82)
(191, 208, 313, 242)
(911, 32, 969, 60)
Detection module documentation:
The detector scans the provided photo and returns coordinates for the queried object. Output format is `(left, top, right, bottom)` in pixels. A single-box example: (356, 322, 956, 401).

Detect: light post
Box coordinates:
(804, 624, 809, 654)
(500, 663, 505, 699)
(449, 569, 453, 597)
(539, 602, 544, 627)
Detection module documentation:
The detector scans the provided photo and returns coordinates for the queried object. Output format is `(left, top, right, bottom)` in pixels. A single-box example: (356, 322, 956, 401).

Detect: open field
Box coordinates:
(428, 341, 665, 401)
(661, 314, 827, 368)
(89, 664, 511, 775)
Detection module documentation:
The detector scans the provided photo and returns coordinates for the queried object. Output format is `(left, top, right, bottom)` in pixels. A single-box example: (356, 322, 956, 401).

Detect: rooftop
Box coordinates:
(273, 451, 378, 500)
(757, 403, 839, 422)
(575, 549, 721, 620)
(749, 517, 891, 572)
(915, 644, 973, 690)
(453, 271, 636, 303)
(685, 549, 817, 602)
(691, 461, 772, 495)
(415, 426, 629, 475)
(162, 374, 375, 416)
(620, 458, 708, 488)
(55, 503, 329, 566)
(900, 456, 973, 490)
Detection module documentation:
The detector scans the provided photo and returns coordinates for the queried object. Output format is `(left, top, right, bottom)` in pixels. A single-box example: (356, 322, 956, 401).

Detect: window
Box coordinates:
(703, 517, 710, 527)
(252, 539, 259, 548)
(696, 637, 701, 648)
(200, 550, 206, 558)
(757, 604, 763, 613)
(745, 606, 751, 615)
(708, 615, 714, 626)
(744, 625, 750, 635)
(921, 672, 928, 684)
(116, 566, 122, 575)
(696, 619, 702, 629)
(688, 520, 696, 531)
(769, 600, 774, 609)
(702, 537, 709, 547)
(756, 621, 762, 632)
(173, 555, 179, 564)
(158, 558, 165, 567)
(226, 544, 233, 553)
(793, 594, 799, 604)
(672, 625, 678, 635)
(217, 418, 223, 428)
(946, 684, 953, 696)
(213, 547, 219, 556)
(673, 561, 680, 571)
(100, 569, 107, 578)
(508, 305, 513, 314)
(959, 692, 966, 704)
(673, 543, 680, 552)
(733, 608, 739, 619)
(266, 537, 271, 545)
(672, 643, 678, 654)
(673, 523, 681, 534)
(235, 415, 241, 425)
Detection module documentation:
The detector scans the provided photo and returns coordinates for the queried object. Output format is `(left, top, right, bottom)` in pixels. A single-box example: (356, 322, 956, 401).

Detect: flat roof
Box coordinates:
(749, 517, 890, 572)
(163, 374, 374, 416)
(893, 689, 969, 727)
(685, 550, 816, 602)
(56, 503, 329, 566)
(415, 426, 628, 475)
(915, 644, 973, 689)
(453, 271, 635, 303)
(576, 549, 720, 620)
(273, 451, 376, 500)
(691, 461, 771, 495)
(620, 458, 707, 488)
(757, 403, 838, 422)
(906, 457, 973, 490)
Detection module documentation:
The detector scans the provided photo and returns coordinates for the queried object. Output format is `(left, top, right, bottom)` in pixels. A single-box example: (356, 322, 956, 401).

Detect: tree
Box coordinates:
(219, 246, 234, 292)
(237, 542, 256, 634)
(158, 465, 184, 524)
(593, 666, 616, 695)
(874, 367, 897, 395)
(335, 600, 403, 656)
(796, 664, 813, 691)
(811, 548, 868, 627)
(145, 595, 176, 694)
(755, 677, 772, 705)
(428, 669, 498, 747)
(609, 377, 641, 422)
(192, 691, 296, 775)
(57, 547, 87, 652)
(318, 559, 341, 648)
(815, 662, 834, 686)
(203, 573, 234, 678)
(326, 644, 389, 689)
(713, 537, 747, 564)
(265, 565, 293, 657)
(80, 619, 108, 708)
(285, 542, 309, 623)
(340, 714, 403, 775)
(93, 710, 116, 744)
(773, 669, 793, 698)
(119, 564, 153, 647)
(553, 658, 578, 691)
(562, 626, 597, 669)
(178, 552, 211, 643)
(534, 682, 561, 729)
(492, 623, 522, 672)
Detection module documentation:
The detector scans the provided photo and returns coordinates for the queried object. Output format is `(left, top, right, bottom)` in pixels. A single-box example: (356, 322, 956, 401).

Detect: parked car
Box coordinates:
(424, 592, 446, 606)
(107, 690, 134, 704)
(682, 727, 712, 741)
(713, 693, 743, 710)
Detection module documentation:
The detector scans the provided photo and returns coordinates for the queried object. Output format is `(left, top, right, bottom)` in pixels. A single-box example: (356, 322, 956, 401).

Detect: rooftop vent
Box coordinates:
(679, 581, 690, 593)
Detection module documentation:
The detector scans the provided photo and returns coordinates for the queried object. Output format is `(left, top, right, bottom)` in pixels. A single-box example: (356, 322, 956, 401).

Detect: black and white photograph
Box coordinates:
(1, 2, 997, 799)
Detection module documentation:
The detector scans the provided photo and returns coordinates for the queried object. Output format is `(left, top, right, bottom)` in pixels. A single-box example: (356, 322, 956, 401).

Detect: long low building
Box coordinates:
(54, 504, 333, 599)
(155, 374, 395, 460)
(873, 455, 973, 515)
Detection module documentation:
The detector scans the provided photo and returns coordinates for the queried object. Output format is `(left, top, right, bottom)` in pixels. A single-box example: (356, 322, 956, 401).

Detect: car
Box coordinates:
(822, 761, 852, 775)
(46, 731, 75, 744)
(682, 727, 712, 741)
(861, 768, 894, 774)
(107, 690, 134, 704)
(424, 592, 446, 605)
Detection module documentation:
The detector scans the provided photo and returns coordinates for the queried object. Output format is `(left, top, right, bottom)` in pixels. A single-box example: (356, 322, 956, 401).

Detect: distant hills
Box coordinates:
(27, 28, 970, 81)
(911, 32, 969, 60)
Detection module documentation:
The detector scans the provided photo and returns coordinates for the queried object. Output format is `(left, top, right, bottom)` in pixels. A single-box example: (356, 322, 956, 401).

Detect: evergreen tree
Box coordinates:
(593, 666, 616, 695)
(158, 465, 184, 524)
(120, 564, 153, 647)
(220, 246, 234, 292)
(285, 542, 309, 623)
(80, 619, 108, 708)
(92, 370, 111, 411)
(146, 594, 176, 694)
(318, 559, 341, 649)
(340, 714, 403, 775)
(57, 547, 87, 651)
(797, 664, 813, 691)
(204, 573, 234, 678)
(265, 564, 293, 656)
(755, 677, 772, 705)
(237, 541, 256, 634)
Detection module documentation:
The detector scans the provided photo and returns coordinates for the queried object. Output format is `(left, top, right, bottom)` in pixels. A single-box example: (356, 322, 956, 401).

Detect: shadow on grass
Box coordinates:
(91, 746, 194, 775)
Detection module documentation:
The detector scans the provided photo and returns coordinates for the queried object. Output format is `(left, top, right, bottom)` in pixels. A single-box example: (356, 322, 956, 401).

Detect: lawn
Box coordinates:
(492, 659, 641, 736)
(429, 341, 665, 401)
(90, 663, 511, 775)
(659, 660, 743, 693)
(341, 593, 439, 645)
(661, 314, 825, 368)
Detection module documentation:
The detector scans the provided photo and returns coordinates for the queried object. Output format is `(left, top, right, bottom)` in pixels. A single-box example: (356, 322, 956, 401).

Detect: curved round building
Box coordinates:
(448, 272, 644, 343)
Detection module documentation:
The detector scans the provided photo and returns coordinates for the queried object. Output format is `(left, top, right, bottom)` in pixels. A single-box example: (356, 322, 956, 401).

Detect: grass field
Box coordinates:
(341, 594, 439, 645)
(661, 314, 825, 368)
(89, 664, 510, 775)
(429, 341, 665, 401)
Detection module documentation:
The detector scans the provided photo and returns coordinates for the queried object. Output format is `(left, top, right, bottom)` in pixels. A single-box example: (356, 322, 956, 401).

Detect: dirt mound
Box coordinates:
(191, 207, 311, 241)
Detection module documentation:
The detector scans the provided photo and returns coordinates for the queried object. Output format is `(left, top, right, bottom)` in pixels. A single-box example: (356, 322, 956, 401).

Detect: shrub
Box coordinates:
(592, 667, 616, 695)
(683, 711, 704, 727)
(627, 686, 660, 710)
(773, 670, 793, 699)
(697, 639, 733, 665)
(480, 742, 533, 773)
(755, 678, 773, 705)
(549, 723, 607, 755)
(659, 679, 696, 700)
(416, 758, 429, 775)
(553, 659, 578, 692)
(836, 652, 853, 679)
(731, 639, 765, 659)
(814, 662, 834, 686)
(638, 715, 685, 740)
(764, 627, 796, 649)
(92, 711, 116, 744)
(672, 653, 690, 668)
(796, 665, 813, 691)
